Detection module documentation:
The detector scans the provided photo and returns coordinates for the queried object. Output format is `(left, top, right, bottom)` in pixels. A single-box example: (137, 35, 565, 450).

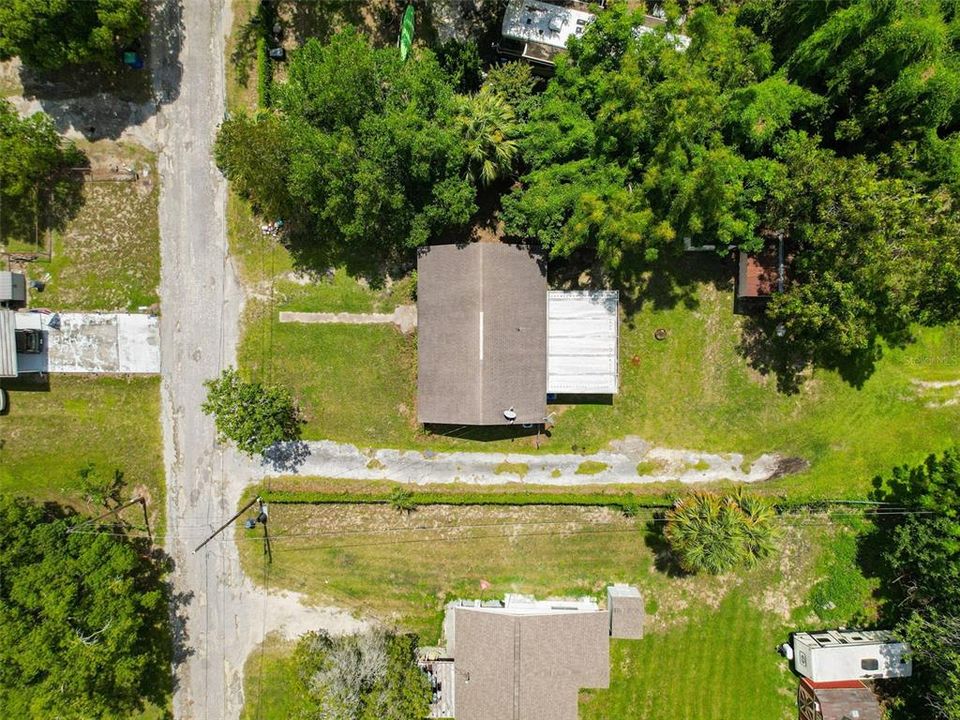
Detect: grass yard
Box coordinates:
(0, 375, 164, 528)
(237, 240, 960, 498)
(581, 590, 796, 720)
(238, 501, 875, 720)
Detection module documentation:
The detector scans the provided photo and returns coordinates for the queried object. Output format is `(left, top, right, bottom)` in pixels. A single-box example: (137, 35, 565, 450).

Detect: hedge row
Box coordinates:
(260, 489, 673, 509)
(257, 489, 889, 512)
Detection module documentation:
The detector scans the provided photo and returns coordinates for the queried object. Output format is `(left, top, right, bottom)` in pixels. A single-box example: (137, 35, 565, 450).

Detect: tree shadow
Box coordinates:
(261, 440, 312, 473)
(642, 517, 689, 578)
(12, 0, 184, 143)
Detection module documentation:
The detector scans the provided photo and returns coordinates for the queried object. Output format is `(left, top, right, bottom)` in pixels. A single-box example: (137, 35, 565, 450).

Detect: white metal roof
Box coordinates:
(0, 309, 17, 377)
(547, 290, 619, 394)
(501, 0, 595, 52)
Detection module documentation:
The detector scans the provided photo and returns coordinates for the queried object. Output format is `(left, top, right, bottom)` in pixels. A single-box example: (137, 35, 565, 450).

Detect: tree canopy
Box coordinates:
(0, 494, 170, 719)
(0, 99, 85, 242)
(871, 447, 960, 719)
(202, 368, 302, 456)
(215, 2, 960, 378)
(215, 28, 478, 273)
(0, 0, 146, 71)
(294, 628, 431, 720)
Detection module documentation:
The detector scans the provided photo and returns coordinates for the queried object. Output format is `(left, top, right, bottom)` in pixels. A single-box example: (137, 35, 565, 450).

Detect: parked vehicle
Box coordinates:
(15, 329, 43, 354)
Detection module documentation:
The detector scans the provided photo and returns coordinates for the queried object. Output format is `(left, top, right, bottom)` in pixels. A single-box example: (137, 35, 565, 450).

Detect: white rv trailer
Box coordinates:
(792, 630, 912, 683)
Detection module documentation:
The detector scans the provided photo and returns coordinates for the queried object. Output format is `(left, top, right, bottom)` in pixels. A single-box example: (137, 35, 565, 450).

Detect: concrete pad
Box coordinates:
(21, 312, 161, 374)
(117, 313, 161, 372)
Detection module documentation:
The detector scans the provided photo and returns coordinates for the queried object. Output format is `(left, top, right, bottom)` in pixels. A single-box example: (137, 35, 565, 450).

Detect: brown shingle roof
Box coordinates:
(738, 245, 782, 298)
(452, 607, 610, 720)
(799, 678, 883, 720)
(417, 243, 547, 425)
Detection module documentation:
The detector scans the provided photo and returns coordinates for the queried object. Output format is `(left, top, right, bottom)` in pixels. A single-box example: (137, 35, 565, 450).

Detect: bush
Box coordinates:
(663, 490, 777, 574)
(294, 629, 430, 720)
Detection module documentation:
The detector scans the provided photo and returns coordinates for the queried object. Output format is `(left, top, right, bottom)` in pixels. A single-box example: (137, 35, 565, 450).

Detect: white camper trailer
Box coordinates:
(792, 630, 912, 683)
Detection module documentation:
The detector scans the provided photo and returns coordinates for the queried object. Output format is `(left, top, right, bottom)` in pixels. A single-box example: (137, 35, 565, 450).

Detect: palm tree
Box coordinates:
(663, 491, 777, 574)
(457, 88, 519, 187)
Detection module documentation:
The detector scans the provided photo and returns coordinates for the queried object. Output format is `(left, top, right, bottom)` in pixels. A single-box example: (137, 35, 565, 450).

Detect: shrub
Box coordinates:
(663, 490, 777, 574)
(388, 487, 416, 513)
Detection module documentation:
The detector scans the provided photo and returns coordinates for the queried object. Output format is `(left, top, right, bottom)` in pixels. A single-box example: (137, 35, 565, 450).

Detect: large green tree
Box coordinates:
(294, 628, 431, 720)
(0, 494, 170, 719)
(215, 28, 477, 272)
(742, 0, 960, 187)
(202, 368, 302, 456)
(871, 447, 960, 719)
(0, 99, 85, 242)
(0, 0, 146, 71)
(502, 4, 819, 270)
(763, 131, 959, 374)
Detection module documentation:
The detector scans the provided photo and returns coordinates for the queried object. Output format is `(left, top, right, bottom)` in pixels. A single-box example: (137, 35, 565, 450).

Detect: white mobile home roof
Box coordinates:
(502, 0, 595, 52)
(792, 630, 912, 682)
(547, 290, 619, 394)
(0, 309, 17, 377)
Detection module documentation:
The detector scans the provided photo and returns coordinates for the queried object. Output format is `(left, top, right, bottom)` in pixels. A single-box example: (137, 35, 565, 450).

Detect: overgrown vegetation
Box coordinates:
(870, 446, 960, 719)
(221, 1, 960, 381)
(0, 0, 146, 71)
(0, 99, 85, 245)
(0, 495, 171, 719)
(293, 629, 430, 720)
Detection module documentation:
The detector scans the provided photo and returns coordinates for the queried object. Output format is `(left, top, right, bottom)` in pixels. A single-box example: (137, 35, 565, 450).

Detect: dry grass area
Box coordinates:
(37, 143, 159, 311)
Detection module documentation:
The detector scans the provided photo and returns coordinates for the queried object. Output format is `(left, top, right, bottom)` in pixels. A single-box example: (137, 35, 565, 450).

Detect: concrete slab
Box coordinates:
(117, 313, 161, 372)
(13, 312, 160, 374)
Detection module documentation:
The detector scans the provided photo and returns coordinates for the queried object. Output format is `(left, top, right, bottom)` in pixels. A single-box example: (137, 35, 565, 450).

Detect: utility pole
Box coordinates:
(194, 495, 261, 554)
(67, 496, 148, 535)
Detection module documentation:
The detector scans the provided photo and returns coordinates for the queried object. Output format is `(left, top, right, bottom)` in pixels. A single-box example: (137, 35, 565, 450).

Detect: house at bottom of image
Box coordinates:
(419, 584, 644, 720)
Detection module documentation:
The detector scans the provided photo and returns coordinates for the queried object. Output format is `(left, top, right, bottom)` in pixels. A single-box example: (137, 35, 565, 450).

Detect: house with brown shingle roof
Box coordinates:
(417, 243, 619, 427)
(425, 587, 644, 720)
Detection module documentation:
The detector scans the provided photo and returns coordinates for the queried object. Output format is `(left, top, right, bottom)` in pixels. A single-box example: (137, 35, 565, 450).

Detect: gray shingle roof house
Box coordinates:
(417, 243, 619, 426)
(417, 243, 548, 426)
(427, 588, 644, 720)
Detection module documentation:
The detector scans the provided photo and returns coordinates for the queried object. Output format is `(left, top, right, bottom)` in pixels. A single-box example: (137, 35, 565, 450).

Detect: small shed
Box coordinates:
(607, 584, 644, 639)
(792, 630, 912, 683)
(737, 244, 783, 299)
(0, 309, 17, 377)
(0, 272, 26, 309)
(547, 290, 619, 395)
(798, 678, 882, 720)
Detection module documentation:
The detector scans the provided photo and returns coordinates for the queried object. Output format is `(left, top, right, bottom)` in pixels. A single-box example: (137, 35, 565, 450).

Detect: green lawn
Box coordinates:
(581, 590, 796, 720)
(0, 376, 164, 527)
(241, 635, 313, 720)
(239, 501, 873, 720)
(237, 242, 960, 498)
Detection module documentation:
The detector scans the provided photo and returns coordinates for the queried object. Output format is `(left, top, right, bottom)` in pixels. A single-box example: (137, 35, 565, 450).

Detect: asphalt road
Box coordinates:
(153, 2, 365, 718)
